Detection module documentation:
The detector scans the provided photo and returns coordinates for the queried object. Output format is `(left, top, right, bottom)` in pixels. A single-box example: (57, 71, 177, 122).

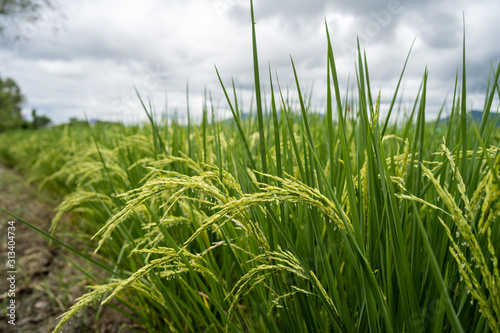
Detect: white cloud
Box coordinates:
(0, 0, 498, 124)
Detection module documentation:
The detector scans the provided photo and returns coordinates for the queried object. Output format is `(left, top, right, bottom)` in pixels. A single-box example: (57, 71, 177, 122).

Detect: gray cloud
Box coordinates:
(0, 0, 498, 124)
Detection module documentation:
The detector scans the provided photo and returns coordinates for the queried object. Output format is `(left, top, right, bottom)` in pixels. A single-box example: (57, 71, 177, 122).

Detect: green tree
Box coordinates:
(31, 108, 51, 128)
(0, 76, 25, 132)
(0, 0, 55, 38)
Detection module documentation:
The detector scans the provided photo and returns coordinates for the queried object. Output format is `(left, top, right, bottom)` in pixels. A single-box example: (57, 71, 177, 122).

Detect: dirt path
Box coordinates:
(0, 165, 135, 332)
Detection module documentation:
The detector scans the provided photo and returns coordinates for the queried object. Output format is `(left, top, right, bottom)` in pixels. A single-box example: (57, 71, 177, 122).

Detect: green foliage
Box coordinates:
(0, 5, 499, 333)
(0, 77, 52, 132)
(31, 108, 51, 129)
(0, 76, 26, 132)
(0, 0, 55, 38)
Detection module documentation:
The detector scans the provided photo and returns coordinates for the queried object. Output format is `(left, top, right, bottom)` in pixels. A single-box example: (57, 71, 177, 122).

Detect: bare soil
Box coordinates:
(0, 165, 137, 332)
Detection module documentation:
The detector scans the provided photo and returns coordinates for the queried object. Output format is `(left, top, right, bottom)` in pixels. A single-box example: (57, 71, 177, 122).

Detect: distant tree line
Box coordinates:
(0, 76, 52, 132)
(1, 1, 59, 132)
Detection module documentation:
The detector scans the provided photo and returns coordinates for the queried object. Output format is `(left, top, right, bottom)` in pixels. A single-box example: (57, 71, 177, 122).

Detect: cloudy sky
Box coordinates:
(0, 0, 499, 124)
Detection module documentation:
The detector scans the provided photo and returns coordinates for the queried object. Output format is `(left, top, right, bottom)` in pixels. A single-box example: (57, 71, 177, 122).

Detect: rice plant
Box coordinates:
(0, 1, 499, 332)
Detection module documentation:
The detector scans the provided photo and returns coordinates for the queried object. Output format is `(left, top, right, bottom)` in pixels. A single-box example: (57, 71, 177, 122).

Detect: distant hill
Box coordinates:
(439, 110, 500, 127)
(223, 110, 500, 128)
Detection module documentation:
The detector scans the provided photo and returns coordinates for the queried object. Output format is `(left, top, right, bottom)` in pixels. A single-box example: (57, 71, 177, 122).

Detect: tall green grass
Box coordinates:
(1, 2, 499, 332)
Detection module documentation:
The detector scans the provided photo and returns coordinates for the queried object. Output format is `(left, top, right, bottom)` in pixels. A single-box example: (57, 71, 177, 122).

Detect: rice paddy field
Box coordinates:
(1, 4, 500, 332)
